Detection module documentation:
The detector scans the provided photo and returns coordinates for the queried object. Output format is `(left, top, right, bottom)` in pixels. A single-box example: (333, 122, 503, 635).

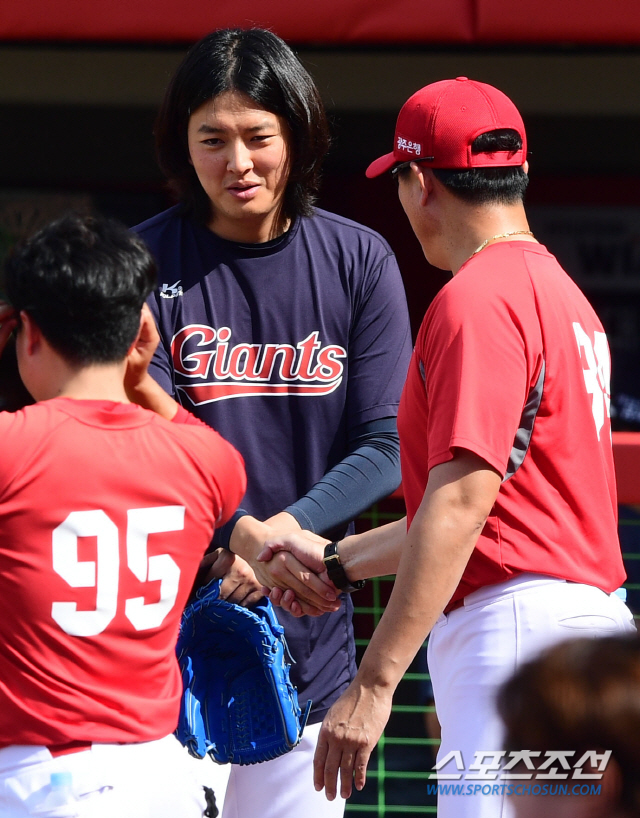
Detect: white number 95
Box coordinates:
(51, 506, 184, 636)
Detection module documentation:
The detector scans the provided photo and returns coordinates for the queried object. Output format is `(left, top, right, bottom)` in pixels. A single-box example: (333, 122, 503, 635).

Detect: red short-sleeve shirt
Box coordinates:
(398, 241, 625, 604)
(0, 398, 245, 747)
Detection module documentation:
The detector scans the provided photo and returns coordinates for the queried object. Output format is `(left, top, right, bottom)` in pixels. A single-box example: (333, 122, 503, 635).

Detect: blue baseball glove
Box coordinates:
(175, 578, 312, 765)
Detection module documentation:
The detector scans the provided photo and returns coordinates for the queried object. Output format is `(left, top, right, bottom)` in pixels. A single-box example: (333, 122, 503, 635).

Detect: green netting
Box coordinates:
(342, 502, 640, 816)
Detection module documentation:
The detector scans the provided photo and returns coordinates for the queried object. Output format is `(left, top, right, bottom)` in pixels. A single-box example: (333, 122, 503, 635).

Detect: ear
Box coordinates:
(126, 308, 146, 358)
(415, 165, 435, 208)
(523, 160, 529, 175)
(19, 311, 42, 356)
(593, 758, 623, 818)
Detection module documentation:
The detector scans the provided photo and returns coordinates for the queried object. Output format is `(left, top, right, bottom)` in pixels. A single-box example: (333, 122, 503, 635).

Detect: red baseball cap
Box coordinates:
(366, 77, 527, 178)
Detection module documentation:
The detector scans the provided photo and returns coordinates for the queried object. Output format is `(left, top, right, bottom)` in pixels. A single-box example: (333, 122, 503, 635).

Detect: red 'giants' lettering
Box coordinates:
(171, 325, 346, 404)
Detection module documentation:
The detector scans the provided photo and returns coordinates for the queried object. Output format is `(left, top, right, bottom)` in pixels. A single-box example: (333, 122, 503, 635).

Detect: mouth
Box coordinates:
(226, 182, 260, 200)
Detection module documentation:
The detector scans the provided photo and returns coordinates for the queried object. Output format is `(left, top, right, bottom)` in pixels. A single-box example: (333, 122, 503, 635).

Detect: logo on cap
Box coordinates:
(396, 136, 422, 156)
(366, 78, 526, 179)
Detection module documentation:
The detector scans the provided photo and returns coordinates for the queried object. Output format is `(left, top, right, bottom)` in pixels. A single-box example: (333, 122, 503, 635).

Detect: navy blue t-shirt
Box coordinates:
(135, 205, 411, 720)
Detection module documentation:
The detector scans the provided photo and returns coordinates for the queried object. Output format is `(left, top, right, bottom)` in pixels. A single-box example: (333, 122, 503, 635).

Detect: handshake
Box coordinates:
(200, 511, 404, 616)
(257, 531, 365, 617)
(195, 523, 340, 617)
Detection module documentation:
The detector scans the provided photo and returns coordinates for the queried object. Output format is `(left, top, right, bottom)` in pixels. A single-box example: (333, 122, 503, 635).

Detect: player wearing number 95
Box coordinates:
(0, 214, 245, 817)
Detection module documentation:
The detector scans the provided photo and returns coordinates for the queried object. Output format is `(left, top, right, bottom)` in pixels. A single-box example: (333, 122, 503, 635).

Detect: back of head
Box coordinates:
(431, 130, 529, 205)
(3, 213, 156, 366)
(498, 634, 640, 816)
(155, 27, 330, 223)
(366, 77, 529, 205)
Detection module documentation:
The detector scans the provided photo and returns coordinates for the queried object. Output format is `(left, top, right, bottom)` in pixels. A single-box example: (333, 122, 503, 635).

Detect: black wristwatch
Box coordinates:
(323, 541, 366, 593)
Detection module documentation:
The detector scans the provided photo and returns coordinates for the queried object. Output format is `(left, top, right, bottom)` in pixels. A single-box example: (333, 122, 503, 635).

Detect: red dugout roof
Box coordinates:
(1, 0, 639, 45)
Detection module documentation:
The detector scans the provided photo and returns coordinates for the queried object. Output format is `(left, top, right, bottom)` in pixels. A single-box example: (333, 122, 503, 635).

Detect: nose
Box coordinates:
(227, 139, 253, 174)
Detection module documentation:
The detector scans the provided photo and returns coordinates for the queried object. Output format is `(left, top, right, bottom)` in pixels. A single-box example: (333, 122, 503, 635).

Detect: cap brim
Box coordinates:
(365, 152, 396, 179)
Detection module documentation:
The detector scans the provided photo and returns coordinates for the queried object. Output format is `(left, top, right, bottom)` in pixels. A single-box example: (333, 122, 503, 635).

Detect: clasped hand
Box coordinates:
(194, 528, 338, 616)
(257, 530, 337, 617)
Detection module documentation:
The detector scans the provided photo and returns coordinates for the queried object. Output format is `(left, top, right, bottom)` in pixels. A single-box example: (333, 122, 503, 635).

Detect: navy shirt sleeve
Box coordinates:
(285, 416, 401, 535)
(345, 250, 412, 430)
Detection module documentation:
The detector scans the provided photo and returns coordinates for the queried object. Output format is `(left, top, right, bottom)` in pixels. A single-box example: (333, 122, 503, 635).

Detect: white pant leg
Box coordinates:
(222, 722, 346, 818)
(180, 741, 231, 814)
(0, 735, 208, 818)
(428, 576, 635, 818)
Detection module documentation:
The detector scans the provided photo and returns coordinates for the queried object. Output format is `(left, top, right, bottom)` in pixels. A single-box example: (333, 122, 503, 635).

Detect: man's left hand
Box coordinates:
(197, 548, 264, 608)
(314, 681, 393, 800)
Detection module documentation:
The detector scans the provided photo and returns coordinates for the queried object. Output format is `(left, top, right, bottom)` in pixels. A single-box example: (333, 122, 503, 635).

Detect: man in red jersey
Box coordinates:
(0, 214, 246, 817)
(260, 78, 635, 818)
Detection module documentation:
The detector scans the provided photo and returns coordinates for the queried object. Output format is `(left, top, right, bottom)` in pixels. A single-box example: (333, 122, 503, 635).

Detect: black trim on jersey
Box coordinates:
(503, 359, 546, 483)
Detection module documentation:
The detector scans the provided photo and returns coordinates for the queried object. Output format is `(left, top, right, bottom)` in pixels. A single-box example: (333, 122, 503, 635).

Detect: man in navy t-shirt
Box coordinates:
(136, 28, 411, 818)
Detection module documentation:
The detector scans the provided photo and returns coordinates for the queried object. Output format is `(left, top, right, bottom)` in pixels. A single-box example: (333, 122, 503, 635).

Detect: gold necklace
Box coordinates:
(472, 230, 534, 256)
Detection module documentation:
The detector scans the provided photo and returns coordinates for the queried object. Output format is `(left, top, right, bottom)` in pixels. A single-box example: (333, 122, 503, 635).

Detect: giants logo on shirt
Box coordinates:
(171, 324, 346, 404)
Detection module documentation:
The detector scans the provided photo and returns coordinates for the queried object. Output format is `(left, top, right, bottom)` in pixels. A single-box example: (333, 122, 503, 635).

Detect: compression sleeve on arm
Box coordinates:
(217, 418, 400, 549)
(284, 416, 401, 536)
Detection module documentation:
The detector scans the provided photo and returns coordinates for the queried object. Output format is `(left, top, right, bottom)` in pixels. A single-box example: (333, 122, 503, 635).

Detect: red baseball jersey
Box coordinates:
(0, 398, 245, 748)
(398, 241, 625, 605)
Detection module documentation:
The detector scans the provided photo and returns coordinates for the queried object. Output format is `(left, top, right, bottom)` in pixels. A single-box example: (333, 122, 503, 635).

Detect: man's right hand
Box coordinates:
(230, 516, 340, 617)
(0, 302, 18, 358)
(255, 531, 336, 617)
(258, 530, 328, 574)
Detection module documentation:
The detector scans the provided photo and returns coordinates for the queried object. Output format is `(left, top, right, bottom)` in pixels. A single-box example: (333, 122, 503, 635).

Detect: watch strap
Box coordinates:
(323, 541, 365, 593)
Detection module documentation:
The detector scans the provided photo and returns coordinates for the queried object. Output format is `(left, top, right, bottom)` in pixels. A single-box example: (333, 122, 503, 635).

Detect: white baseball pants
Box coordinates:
(0, 735, 206, 818)
(428, 574, 636, 818)
(221, 721, 346, 818)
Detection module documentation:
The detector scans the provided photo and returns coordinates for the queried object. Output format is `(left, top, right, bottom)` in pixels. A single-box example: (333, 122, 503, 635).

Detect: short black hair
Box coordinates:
(155, 28, 330, 224)
(3, 213, 156, 366)
(432, 130, 529, 205)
